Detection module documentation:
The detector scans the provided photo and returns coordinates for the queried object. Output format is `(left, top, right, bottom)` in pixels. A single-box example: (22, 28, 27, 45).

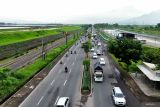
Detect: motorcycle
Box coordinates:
(65, 66, 68, 73)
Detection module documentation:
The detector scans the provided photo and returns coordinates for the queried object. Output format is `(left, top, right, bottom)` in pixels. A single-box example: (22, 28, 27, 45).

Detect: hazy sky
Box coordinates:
(0, 0, 160, 24)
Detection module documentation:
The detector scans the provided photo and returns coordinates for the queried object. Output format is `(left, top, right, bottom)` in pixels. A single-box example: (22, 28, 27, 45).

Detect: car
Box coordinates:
(112, 87, 126, 106)
(98, 42, 101, 46)
(99, 58, 105, 65)
(92, 52, 98, 59)
(56, 97, 69, 107)
(90, 48, 95, 52)
(97, 50, 102, 55)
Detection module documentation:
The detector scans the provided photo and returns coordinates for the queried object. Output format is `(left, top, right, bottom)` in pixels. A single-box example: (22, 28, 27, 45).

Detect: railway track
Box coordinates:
(0, 36, 71, 70)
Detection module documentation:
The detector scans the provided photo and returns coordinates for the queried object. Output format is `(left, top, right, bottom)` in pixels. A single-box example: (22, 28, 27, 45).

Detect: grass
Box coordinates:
(81, 68, 91, 94)
(81, 58, 91, 95)
(0, 35, 80, 102)
(0, 26, 81, 46)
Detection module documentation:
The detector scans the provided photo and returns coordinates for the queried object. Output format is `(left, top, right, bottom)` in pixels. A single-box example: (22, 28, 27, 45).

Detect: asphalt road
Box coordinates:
(18, 37, 86, 107)
(90, 30, 142, 107)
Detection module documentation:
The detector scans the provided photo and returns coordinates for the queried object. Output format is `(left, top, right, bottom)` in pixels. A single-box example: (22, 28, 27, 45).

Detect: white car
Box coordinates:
(98, 42, 101, 46)
(112, 87, 126, 106)
(94, 72, 103, 82)
(56, 97, 69, 107)
(99, 58, 105, 65)
(92, 53, 98, 59)
(90, 48, 95, 52)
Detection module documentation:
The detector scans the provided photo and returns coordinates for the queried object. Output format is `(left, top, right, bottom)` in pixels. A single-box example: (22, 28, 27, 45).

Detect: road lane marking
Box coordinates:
(69, 69, 72, 74)
(54, 96, 59, 105)
(37, 96, 44, 105)
(63, 80, 67, 86)
(50, 79, 55, 86)
(72, 62, 74, 66)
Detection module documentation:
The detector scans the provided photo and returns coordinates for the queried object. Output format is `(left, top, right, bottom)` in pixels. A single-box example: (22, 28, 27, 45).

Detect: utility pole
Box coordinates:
(63, 32, 69, 45)
(41, 38, 46, 60)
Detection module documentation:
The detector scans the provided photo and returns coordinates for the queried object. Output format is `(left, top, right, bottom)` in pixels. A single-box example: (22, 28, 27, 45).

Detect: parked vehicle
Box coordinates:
(92, 52, 98, 59)
(112, 87, 126, 106)
(99, 58, 105, 65)
(56, 97, 69, 107)
(94, 62, 103, 82)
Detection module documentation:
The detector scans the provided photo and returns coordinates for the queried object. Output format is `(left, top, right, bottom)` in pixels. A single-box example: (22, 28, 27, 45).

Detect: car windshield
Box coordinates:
(100, 59, 104, 61)
(115, 93, 124, 98)
(96, 74, 103, 77)
(93, 53, 97, 55)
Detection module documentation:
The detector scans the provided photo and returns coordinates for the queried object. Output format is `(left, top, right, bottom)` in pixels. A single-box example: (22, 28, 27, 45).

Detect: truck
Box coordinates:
(94, 62, 103, 82)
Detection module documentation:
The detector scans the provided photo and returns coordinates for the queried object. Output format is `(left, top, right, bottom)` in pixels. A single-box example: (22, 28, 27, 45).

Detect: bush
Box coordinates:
(81, 59, 91, 94)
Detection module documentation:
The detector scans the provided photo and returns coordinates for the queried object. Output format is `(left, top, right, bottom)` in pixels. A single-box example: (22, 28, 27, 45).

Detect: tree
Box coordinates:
(156, 23, 160, 28)
(83, 41, 90, 58)
(83, 59, 90, 71)
(88, 33, 91, 40)
(108, 38, 142, 65)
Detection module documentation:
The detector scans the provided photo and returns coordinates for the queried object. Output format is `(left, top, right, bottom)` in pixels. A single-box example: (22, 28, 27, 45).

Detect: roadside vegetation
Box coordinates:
(0, 26, 81, 46)
(108, 38, 142, 72)
(81, 32, 92, 95)
(81, 59, 91, 95)
(0, 35, 80, 102)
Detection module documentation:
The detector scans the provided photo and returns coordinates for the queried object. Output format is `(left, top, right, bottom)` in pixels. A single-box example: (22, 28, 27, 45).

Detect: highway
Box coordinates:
(18, 37, 86, 107)
(17, 28, 157, 107)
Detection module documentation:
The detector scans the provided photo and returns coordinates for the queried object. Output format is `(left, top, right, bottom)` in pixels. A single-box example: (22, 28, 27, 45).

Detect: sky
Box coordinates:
(0, 0, 160, 24)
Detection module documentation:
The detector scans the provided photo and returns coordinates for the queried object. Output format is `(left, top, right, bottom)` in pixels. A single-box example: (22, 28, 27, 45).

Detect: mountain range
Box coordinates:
(119, 10, 160, 25)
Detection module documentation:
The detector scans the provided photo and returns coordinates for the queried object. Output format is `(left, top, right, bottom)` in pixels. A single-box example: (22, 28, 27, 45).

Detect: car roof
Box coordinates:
(95, 72, 103, 74)
(100, 58, 104, 60)
(113, 87, 123, 93)
(56, 97, 69, 105)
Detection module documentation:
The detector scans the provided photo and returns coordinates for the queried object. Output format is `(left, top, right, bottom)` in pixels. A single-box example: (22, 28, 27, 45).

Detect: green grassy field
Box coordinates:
(0, 35, 80, 102)
(0, 26, 81, 46)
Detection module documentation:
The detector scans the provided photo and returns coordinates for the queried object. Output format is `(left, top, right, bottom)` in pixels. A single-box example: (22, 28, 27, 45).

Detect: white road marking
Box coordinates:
(37, 96, 44, 105)
(69, 69, 72, 74)
(72, 62, 74, 66)
(50, 79, 55, 86)
(63, 80, 67, 86)
(54, 96, 59, 105)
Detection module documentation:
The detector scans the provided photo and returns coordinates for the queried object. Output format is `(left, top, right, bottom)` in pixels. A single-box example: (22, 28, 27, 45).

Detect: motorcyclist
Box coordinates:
(65, 66, 68, 72)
